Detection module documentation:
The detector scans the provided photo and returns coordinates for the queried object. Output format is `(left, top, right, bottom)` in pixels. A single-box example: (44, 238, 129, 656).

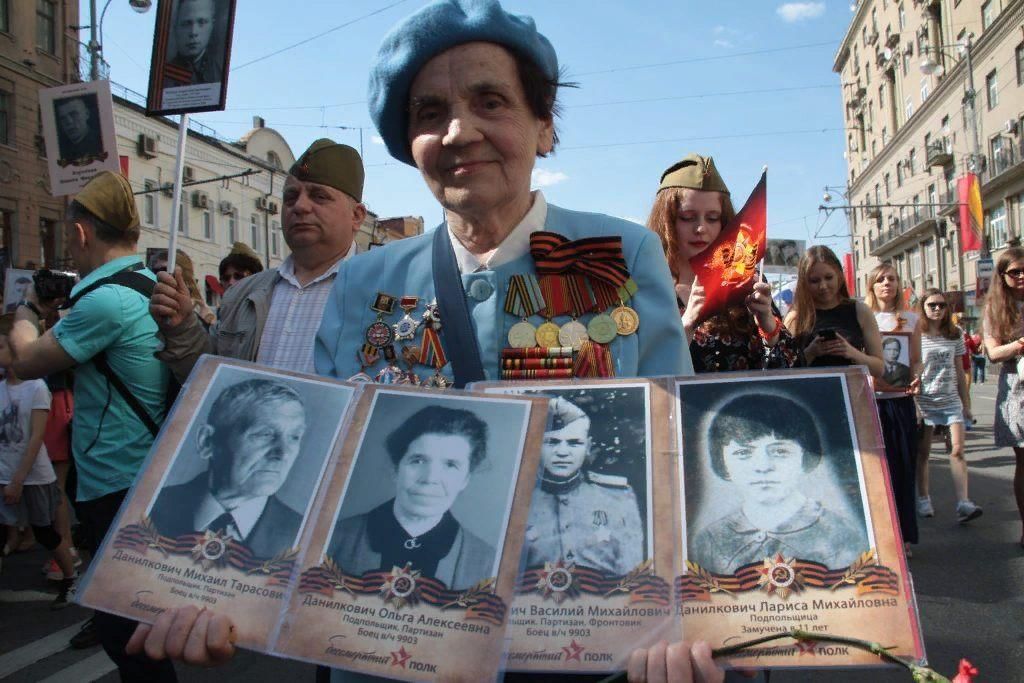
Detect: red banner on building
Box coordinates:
(843, 253, 856, 296)
(958, 173, 983, 253)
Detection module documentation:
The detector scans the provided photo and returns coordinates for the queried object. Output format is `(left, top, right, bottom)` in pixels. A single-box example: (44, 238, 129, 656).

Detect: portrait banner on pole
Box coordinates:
(38, 80, 121, 196)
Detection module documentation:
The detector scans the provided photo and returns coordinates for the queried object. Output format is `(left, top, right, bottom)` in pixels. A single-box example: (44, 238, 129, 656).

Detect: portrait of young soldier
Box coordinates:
(54, 95, 103, 164)
(882, 336, 912, 388)
(148, 378, 307, 558)
(164, 0, 227, 86)
(524, 396, 644, 575)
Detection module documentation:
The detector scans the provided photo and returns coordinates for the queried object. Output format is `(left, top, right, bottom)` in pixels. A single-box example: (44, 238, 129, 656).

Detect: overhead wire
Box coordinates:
(573, 41, 837, 77)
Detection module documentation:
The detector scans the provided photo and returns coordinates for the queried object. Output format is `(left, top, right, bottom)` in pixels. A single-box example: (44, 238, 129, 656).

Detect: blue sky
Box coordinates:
(93, 0, 856, 255)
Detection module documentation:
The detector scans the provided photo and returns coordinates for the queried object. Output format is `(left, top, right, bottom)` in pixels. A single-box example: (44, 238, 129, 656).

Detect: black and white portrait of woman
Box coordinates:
(148, 365, 353, 559)
(679, 375, 873, 574)
(327, 392, 531, 591)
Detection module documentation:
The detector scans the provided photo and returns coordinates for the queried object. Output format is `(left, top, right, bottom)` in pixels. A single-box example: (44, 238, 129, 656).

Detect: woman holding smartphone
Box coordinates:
(784, 245, 883, 377)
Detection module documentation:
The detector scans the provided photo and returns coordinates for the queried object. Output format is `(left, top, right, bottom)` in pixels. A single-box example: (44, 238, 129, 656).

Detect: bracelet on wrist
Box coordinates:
(757, 315, 782, 342)
(17, 300, 41, 317)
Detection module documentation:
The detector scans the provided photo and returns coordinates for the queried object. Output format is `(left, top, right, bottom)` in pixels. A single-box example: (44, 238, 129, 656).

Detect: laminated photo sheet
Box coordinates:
(474, 379, 680, 674)
(672, 367, 925, 669)
(76, 356, 360, 651)
(273, 384, 551, 682)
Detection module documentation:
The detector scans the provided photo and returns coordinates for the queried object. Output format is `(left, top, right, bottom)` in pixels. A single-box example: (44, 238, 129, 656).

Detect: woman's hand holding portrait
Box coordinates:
(682, 279, 706, 339)
(628, 641, 727, 682)
(127, 606, 235, 667)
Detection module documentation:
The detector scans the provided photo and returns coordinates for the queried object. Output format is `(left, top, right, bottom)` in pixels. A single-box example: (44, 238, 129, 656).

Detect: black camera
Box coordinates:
(33, 269, 78, 301)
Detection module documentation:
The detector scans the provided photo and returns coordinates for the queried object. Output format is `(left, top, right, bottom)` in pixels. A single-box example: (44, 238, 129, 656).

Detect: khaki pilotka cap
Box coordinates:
(73, 171, 140, 231)
(228, 241, 260, 261)
(657, 153, 730, 195)
(288, 138, 365, 202)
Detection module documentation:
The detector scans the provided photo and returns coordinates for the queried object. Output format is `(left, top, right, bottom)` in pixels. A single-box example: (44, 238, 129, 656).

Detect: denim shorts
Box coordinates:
(920, 403, 965, 426)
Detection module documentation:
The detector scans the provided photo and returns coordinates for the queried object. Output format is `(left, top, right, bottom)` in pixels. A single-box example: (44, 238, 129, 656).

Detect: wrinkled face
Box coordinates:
(176, 0, 215, 60)
(281, 177, 359, 254)
(57, 99, 90, 143)
(923, 294, 947, 322)
(394, 433, 472, 519)
(807, 261, 841, 307)
(872, 268, 899, 305)
(540, 418, 590, 479)
(673, 190, 724, 262)
(212, 399, 306, 499)
(221, 265, 251, 290)
(1002, 258, 1024, 293)
(883, 340, 900, 362)
(722, 433, 804, 506)
(407, 42, 554, 220)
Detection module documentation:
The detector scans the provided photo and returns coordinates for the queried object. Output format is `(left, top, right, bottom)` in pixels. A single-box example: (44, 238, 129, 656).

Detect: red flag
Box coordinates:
(958, 173, 983, 253)
(842, 253, 855, 295)
(688, 170, 767, 322)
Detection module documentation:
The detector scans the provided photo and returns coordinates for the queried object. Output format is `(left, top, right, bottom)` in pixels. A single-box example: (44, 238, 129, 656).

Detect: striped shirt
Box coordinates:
(255, 243, 356, 374)
(917, 333, 965, 412)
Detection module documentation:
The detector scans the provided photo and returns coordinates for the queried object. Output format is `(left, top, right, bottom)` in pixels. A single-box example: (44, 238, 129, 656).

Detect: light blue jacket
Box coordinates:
(315, 203, 692, 383)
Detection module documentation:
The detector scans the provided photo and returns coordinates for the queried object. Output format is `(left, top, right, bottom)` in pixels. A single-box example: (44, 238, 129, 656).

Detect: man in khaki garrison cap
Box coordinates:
(151, 138, 367, 378)
(7, 170, 174, 678)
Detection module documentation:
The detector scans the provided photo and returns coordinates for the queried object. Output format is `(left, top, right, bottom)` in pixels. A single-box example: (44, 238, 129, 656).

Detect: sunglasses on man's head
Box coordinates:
(925, 301, 947, 310)
(1004, 268, 1024, 278)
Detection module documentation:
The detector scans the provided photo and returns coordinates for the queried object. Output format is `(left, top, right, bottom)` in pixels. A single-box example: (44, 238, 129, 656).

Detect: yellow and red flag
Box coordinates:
(957, 173, 983, 253)
(689, 170, 767, 322)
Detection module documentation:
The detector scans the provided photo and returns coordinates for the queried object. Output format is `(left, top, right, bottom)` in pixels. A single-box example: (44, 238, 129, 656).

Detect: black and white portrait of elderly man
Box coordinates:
(148, 378, 307, 558)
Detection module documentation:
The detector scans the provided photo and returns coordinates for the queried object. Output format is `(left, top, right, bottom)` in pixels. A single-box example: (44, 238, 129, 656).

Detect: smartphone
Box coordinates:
(817, 328, 838, 341)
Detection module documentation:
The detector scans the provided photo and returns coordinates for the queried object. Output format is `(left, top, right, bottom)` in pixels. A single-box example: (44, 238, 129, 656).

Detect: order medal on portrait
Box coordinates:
(673, 368, 924, 670)
(474, 379, 678, 673)
(74, 357, 358, 651)
(275, 384, 550, 682)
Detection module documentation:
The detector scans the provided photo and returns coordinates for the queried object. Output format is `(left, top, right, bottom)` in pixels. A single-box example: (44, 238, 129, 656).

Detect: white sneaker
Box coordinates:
(956, 500, 983, 524)
(917, 496, 935, 517)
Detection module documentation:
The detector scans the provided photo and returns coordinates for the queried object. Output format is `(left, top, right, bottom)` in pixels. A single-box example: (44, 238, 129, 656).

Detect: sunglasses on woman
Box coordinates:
(1003, 268, 1024, 279)
(925, 301, 947, 310)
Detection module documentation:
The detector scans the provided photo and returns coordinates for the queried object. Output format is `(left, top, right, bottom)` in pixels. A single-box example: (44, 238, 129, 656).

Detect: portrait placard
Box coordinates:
(763, 238, 805, 275)
(38, 80, 121, 196)
(76, 357, 357, 651)
(146, 0, 238, 115)
(274, 385, 549, 682)
(3, 269, 35, 313)
(879, 331, 914, 390)
(674, 368, 924, 669)
(475, 379, 677, 674)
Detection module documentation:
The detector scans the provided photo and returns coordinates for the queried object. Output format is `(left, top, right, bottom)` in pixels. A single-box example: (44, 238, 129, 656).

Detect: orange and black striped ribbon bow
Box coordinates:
(530, 231, 630, 288)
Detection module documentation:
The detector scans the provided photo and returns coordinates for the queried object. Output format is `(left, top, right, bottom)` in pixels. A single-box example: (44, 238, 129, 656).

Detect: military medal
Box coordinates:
(508, 321, 537, 348)
(418, 322, 451, 389)
(422, 299, 441, 330)
(349, 346, 378, 382)
(558, 319, 589, 350)
(366, 292, 397, 348)
(587, 313, 617, 344)
(535, 321, 561, 347)
(611, 305, 640, 336)
(504, 275, 545, 348)
(393, 296, 420, 341)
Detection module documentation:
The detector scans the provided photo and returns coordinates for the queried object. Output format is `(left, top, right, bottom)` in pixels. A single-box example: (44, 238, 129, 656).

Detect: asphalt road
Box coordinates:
(1, 379, 1021, 682)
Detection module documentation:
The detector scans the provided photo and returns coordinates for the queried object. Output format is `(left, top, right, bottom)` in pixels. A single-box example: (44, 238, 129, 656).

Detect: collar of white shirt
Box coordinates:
(448, 191, 548, 274)
(194, 487, 270, 541)
(276, 241, 357, 288)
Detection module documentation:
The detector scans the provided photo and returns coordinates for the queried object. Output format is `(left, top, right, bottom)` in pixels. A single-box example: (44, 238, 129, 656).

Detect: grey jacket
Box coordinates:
(157, 269, 279, 383)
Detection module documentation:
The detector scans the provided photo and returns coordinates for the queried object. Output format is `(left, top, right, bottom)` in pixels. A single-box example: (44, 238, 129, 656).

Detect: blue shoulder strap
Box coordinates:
(431, 224, 486, 388)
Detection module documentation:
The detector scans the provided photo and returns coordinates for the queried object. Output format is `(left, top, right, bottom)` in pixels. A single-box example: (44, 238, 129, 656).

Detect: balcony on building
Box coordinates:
(926, 137, 953, 168)
(869, 204, 938, 256)
(980, 136, 1024, 194)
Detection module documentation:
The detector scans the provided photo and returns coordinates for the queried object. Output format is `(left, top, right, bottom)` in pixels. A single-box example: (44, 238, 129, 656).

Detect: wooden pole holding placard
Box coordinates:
(165, 114, 189, 273)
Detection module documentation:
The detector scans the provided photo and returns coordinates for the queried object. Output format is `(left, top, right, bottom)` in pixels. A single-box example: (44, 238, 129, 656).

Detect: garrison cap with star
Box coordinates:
(548, 396, 590, 431)
(73, 171, 140, 232)
(658, 153, 730, 195)
(288, 138, 365, 202)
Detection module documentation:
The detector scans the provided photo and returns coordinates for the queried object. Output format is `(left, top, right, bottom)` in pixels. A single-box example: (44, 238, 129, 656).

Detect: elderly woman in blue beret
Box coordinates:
(126, 0, 724, 680)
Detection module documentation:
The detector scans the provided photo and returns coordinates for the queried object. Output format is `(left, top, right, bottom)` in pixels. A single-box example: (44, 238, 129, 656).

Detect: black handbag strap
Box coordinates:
(92, 350, 160, 437)
(431, 224, 486, 388)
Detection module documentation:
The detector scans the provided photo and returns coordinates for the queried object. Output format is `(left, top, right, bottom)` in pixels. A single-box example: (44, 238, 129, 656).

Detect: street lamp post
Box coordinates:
(85, 0, 152, 81)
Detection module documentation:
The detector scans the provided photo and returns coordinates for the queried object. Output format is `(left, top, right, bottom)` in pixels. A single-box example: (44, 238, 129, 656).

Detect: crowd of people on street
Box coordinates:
(1, 1, 1022, 682)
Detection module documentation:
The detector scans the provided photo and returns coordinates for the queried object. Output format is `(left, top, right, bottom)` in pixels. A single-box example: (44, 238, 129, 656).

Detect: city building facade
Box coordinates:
(835, 0, 1024, 322)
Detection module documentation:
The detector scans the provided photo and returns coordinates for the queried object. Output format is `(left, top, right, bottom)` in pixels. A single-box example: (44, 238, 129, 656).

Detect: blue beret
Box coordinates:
(368, 0, 558, 166)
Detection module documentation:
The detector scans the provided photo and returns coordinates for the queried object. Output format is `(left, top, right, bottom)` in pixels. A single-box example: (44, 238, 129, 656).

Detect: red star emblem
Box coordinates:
(390, 646, 412, 668)
(796, 640, 817, 656)
(562, 640, 585, 662)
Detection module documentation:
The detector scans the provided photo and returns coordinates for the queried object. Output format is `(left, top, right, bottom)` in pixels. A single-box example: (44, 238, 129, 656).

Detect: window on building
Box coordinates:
(143, 180, 156, 226)
(908, 147, 916, 175)
(228, 211, 237, 243)
(991, 135, 1010, 173)
(1017, 42, 1024, 86)
(0, 90, 10, 146)
(898, 3, 906, 29)
(882, 125, 889, 145)
(250, 214, 260, 251)
(902, 50, 910, 77)
(920, 77, 930, 102)
(907, 245, 918, 282)
(982, 1, 994, 30)
(36, 0, 55, 54)
(266, 151, 282, 169)
(925, 240, 937, 280)
(1017, 194, 1024, 241)
(989, 204, 1008, 247)
(897, 161, 904, 186)
(924, 132, 932, 154)
(178, 198, 188, 235)
(884, 173, 891, 197)
(862, 27, 868, 46)
(271, 220, 280, 257)
(0, 0, 10, 33)
(904, 95, 914, 120)
(202, 209, 213, 240)
(986, 69, 998, 109)
(941, 115, 950, 136)
(872, 139, 878, 158)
